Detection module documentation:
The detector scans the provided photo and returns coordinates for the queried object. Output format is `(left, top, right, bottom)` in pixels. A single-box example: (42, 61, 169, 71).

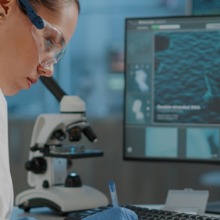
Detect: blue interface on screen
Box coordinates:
(124, 15, 220, 163)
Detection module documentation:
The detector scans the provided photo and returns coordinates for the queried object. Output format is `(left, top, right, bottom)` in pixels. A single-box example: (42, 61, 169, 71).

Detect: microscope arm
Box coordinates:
(40, 76, 66, 102)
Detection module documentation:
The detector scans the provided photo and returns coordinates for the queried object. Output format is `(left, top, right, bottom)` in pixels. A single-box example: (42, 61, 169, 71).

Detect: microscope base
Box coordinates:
(15, 185, 109, 214)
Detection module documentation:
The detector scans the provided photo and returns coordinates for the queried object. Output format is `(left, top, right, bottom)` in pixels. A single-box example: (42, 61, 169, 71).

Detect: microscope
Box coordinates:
(15, 77, 108, 214)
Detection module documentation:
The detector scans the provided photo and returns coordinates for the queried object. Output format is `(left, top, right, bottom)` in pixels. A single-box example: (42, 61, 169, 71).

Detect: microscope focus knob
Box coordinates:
(25, 157, 47, 174)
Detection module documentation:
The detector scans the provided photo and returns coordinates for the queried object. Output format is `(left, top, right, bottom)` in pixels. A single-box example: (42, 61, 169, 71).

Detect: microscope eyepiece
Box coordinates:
(68, 126, 82, 142)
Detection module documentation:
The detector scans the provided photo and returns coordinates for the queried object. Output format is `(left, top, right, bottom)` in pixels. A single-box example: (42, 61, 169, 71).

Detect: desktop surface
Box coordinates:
(12, 205, 220, 220)
(11, 207, 62, 220)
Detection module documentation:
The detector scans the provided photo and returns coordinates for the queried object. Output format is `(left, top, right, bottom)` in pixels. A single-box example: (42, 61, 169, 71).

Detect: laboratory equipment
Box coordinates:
(15, 77, 108, 214)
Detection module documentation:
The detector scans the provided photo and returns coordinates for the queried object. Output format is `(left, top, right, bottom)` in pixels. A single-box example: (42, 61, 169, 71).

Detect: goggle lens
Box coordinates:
(32, 20, 66, 67)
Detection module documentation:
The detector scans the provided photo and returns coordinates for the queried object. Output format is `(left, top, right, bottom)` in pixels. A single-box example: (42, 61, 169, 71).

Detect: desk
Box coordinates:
(11, 207, 63, 220)
(11, 205, 220, 220)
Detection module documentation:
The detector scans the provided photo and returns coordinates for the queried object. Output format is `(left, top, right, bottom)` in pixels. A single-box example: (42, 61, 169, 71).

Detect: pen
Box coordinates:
(108, 180, 119, 207)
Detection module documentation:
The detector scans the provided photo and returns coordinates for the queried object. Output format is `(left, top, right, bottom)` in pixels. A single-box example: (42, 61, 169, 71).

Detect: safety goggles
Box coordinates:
(18, 0, 66, 67)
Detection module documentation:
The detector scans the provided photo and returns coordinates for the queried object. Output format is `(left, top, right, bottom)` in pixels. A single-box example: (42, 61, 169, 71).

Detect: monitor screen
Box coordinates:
(123, 15, 220, 164)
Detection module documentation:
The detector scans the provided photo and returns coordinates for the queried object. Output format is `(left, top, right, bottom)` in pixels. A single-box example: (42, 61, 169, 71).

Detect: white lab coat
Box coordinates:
(0, 90, 14, 220)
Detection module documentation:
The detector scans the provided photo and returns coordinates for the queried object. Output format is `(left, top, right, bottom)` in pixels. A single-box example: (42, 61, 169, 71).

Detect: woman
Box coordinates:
(0, 0, 79, 217)
(0, 0, 137, 219)
(0, 0, 79, 96)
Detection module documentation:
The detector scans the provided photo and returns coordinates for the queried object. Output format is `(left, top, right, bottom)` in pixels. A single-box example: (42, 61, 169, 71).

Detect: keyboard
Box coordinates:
(64, 205, 220, 220)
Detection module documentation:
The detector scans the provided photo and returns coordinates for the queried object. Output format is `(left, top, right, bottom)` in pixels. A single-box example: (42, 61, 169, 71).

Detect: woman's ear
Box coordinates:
(0, 0, 13, 23)
(0, 0, 9, 13)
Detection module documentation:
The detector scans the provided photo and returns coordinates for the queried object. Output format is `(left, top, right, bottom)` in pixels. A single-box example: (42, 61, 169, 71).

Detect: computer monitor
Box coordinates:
(123, 15, 220, 164)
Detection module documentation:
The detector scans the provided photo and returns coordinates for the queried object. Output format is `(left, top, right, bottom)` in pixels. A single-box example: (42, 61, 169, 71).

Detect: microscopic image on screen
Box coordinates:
(154, 31, 220, 124)
(127, 64, 151, 93)
(126, 94, 149, 124)
(186, 128, 220, 159)
(145, 127, 178, 158)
